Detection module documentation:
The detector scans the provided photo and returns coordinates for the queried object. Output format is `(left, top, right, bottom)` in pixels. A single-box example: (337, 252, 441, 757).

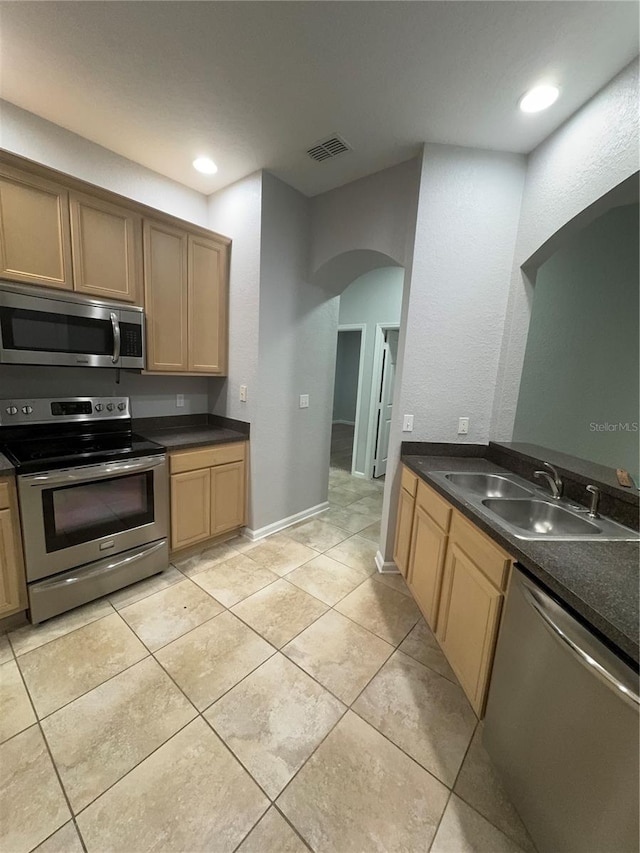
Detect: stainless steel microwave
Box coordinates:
(0, 282, 145, 369)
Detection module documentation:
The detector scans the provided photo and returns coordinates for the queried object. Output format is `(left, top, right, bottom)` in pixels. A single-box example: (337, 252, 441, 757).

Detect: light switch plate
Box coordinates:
(458, 417, 469, 435)
(403, 414, 414, 432)
(239, 385, 248, 402)
(176, 394, 184, 408)
(299, 394, 310, 409)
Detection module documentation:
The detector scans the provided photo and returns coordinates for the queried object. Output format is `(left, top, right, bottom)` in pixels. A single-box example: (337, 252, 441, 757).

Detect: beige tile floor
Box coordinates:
(0, 466, 536, 853)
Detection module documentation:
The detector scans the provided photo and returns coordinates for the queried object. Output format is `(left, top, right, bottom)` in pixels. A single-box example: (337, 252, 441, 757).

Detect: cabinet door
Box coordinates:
(0, 166, 73, 289)
(170, 469, 211, 551)
(407, 505, 448, 630)
(436, 542, 503, 716)
(0, 506, 27, 618)
(211, 461, 245, 536)
(143, 219, 188, 372)
(393, 487, 415, 578)
(70, 192, 142, 303)
(188, 234, 228, 374)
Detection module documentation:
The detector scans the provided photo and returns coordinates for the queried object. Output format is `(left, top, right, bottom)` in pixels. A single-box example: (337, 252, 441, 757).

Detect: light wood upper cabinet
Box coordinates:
(0, 478, 27, 619)
(211, 461, 245, 535)
(70, 192, 142, 303)
(0, 166, 73, 289)
(143, 219, 188, 372)
(188, 234, 228, 374)
(170, 468, 211, 551)
(407, 504, 449, 630)
(436, 540, 504, 716)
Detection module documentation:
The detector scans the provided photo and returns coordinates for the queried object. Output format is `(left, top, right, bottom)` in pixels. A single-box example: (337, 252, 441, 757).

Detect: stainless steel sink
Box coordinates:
(429, 469, 640, 541)
(482, 499, 601, 537)
(445, 473, 533, 499)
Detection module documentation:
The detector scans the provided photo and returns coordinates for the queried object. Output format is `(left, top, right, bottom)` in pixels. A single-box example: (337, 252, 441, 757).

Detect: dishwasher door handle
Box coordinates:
(520, 577, 640, 708)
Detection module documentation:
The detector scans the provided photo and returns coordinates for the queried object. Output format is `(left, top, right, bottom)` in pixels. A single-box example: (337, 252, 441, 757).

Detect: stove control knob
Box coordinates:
(117, 402, 127, 411)
(106, 403, 115, 412)
(95, 404, 104, 412)
(5, 406, 18, 415)
(21, 406, 33, 415)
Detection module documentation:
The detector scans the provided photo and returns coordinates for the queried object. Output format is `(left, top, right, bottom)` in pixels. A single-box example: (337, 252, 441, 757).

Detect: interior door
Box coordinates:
(373, 329, 398, 478)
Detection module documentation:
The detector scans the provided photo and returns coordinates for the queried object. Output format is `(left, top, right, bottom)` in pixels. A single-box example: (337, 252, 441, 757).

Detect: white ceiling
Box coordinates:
(0, 2, 637, 197)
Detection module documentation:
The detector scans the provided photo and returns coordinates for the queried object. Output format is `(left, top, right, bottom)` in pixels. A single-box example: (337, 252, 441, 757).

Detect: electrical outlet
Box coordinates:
(403, 414, 414, 432)
(458, 417, 469, 435)
(176, 394, 184, 408)
(299, 394, 309, 409)
(239, 385, 248, 402)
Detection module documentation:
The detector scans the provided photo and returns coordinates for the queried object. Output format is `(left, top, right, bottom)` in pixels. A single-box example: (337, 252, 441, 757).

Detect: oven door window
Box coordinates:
(42, 472, 154, 552)
(0, 307, 114, 355)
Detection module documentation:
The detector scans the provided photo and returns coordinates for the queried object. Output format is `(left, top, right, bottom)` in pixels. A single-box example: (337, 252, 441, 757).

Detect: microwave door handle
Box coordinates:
(110, 312, 121, 363)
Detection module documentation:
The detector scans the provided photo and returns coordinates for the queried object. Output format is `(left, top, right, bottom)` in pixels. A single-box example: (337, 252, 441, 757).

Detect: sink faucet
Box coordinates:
(586, 485, 601, 518)
(534, 462, 563, 499)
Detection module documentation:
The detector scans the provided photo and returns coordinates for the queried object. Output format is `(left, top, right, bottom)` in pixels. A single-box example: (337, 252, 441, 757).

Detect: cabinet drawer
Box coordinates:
(169, 442, 245, 474)
(401, 466, 418, 498)
(0, 481, 9, 510)
(415, 480, 452, 532)
(449, 511, 511, 590)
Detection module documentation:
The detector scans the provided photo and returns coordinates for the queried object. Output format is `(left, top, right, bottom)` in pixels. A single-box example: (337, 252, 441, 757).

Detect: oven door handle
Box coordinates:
(23, 454, 166, 486)
(110, 312, 121, 364)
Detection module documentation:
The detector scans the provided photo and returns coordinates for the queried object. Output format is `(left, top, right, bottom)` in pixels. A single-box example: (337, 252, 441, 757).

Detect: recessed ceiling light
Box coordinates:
(193, 156, 218, 174)
(519, 84, 560, 113)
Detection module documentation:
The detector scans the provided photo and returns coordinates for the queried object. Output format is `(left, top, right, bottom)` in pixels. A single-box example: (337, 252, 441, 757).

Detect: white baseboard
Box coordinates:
(375, 550, 400, 574)
(349, 470, 368, 480)
(243, 501, 329, 542)
(332, 419, 356, 426)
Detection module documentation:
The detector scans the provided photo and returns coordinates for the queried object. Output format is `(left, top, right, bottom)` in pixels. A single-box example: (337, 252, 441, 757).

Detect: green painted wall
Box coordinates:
(514, 203, 639, 478)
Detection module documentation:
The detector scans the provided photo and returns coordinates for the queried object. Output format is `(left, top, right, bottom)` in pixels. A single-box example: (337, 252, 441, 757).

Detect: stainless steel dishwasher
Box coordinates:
(483, 568, 639, 853)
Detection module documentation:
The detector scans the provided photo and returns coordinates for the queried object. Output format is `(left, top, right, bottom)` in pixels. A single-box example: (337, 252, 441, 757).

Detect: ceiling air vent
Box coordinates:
(306, 135, 351, 163)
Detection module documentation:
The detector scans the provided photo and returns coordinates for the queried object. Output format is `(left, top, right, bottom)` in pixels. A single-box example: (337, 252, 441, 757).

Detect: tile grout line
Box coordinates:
(11, 649, 87, 853)
(7, 599, 119, 660)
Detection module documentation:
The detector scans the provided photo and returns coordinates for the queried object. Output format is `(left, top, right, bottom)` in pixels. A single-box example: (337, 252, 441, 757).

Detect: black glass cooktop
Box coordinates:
(0, 427, 165, 475)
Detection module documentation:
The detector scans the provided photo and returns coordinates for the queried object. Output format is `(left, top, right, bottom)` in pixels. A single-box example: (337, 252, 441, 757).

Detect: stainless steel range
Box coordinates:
(0, 397, 169, 623)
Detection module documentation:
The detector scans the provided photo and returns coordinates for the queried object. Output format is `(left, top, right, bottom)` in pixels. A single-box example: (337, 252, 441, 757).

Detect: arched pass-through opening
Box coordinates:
(312, 249, 407, 549)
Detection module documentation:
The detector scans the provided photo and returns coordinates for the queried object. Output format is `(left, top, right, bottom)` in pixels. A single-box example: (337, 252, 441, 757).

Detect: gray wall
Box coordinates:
(338, 267, 404, 474)
(207, 172, 262, 425)
(251, 172, 338, 532)
(380, 143, 527, 561)
(513, 203, 639, 476)
(0, 366, 209, 418)
(333, 331, 361, 424)
(492, 59, 640, 441)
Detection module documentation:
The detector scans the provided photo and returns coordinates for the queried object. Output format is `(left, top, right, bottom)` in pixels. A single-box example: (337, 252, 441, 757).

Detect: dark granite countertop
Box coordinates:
(0, 451, 14, 476)
(134, 413, 249, 452)
(138, 425, 248, 452)
(402, 453, 640, 667)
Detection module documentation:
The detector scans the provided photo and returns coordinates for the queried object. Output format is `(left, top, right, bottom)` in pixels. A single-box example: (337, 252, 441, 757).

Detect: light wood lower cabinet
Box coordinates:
(170, 468, 211, 550)
(394, 464, 512, 717)
(407, 504, 449, 630)
(169, 442, 246, 552)
(0, 166, 73, 290)
(211, 462, 245, 535)
(436, 541, 504, 715)
(0, 478, 27, 619)
(393, 470, 417, 578)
